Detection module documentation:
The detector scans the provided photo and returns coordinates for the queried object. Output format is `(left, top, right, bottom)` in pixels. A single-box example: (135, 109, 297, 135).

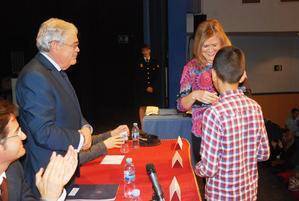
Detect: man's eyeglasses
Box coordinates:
(0, 127, 22, 143)
(62, 42, 79, 49)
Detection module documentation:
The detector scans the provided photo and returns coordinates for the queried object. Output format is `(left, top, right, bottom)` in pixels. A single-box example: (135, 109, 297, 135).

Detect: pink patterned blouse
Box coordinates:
(177, 59, 216, 137)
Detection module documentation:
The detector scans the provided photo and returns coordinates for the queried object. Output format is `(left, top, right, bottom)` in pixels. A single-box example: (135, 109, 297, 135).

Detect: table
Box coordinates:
(143, 109, 192, 142)
(76, 139, 201, 201)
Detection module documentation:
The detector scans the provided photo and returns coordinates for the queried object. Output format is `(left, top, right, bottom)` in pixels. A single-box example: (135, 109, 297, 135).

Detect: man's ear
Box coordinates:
(49, 41, 60, 53)
(239, 71, 247, 84)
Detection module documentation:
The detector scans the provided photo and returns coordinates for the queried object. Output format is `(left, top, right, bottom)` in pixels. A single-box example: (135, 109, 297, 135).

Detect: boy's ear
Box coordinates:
(239, 71, 247, 84)
(212, 69, 217, 82)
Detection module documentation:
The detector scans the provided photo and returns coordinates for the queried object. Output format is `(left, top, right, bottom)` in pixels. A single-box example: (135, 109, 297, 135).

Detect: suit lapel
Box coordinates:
(35, 53, 82, 115)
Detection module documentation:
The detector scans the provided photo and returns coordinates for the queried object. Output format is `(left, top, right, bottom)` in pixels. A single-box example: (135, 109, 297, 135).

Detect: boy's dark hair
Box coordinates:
(213, 46, 245, 84)
(0, 100, 16, 140)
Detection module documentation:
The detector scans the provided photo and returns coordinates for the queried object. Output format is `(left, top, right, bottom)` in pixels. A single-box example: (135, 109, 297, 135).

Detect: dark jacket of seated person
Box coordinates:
(271, 129, 297, 171)
(5, 161, 37, 201)
(79, 132, 111, 165)
(78, 125, 127, 165)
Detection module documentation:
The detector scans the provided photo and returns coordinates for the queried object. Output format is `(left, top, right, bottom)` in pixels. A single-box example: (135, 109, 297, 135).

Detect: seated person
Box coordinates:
(266, 121, 284, 162)
(271, 129, 297, 172)
(79, 125, 128, 165)
(0, 99, 77, 200)
(285, 108, 299, 137)
(289, 171, 299, 191)
(265, 119, 284, 143)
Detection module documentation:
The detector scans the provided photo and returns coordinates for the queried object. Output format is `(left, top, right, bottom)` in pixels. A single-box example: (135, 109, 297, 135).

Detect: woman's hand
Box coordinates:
(191, 90, 219, 104)
(103, 134, 124, 149)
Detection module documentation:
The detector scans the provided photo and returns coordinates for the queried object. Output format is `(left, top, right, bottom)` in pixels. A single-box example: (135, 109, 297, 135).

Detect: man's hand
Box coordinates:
(36, 146, 78, 200)
(278, 140, 283, 149)
(146, 86, 154, 93)
(80, 126, 92, 150)
(61, 146, 78, 185)
(271, 140, 278, 149)
(111, 125, 130, 137)
(103, 134, 124, 149)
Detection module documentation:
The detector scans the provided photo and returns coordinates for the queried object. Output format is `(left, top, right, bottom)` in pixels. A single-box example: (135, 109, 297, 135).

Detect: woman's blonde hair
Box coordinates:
(193, 19, 231, 66)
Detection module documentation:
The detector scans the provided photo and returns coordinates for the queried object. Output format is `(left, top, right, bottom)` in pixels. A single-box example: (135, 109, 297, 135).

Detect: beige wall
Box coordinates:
(202, 0, 299, 32)
(252, 93, 299, 127)
(230, 35, 299, 94)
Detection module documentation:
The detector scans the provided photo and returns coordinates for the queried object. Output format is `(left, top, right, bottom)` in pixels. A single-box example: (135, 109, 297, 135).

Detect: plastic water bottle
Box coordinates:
(132, 123, 140, 148)
(120, 131, 129, 154)
(131, 189, 141, 201)
(124, 158, 136, 199)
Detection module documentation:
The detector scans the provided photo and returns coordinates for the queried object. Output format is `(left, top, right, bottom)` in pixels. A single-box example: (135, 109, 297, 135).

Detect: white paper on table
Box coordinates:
(177, 136, 183, 150)
(100, 155, 125, 165)
(172, 151, 183, 168)
(169, 176, 181, 201)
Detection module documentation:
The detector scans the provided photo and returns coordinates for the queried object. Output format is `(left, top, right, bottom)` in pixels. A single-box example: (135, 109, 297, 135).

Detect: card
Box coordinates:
(172, 151, 183, 168)
(100, 155, 125, 165)
(176, 136, 183, 150)
(169, 176, 181, 201)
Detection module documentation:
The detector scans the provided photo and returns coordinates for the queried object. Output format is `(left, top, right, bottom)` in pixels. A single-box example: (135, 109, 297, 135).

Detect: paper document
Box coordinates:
(100, 155, 125, 165)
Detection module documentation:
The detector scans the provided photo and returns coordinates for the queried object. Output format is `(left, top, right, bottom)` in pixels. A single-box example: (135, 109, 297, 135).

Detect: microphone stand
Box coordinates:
(151, 192, 159, 201)
(151, 189, 164, 201)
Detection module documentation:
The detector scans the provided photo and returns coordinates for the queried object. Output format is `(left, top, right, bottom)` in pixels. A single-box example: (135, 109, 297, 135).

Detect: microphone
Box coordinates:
(146, 163, 165, 201)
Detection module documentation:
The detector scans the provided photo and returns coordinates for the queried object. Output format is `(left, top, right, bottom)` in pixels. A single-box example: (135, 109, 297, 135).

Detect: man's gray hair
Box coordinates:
(36, 18, 78, 52)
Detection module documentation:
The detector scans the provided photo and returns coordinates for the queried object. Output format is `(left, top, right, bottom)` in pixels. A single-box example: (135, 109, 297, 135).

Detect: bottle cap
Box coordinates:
(133, 122, 138, 127)
(131, 189, 140, 197)
(126, 157, 132, 164)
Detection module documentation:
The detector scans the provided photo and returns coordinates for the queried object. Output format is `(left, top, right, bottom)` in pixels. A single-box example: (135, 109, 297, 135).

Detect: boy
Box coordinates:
(195, 46, 270, 201)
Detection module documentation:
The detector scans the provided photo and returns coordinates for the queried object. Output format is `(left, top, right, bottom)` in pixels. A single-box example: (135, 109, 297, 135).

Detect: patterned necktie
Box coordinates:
(60, 70, 74, 95)
(0, 177, 8, 201)
(60, 70, 67, 79)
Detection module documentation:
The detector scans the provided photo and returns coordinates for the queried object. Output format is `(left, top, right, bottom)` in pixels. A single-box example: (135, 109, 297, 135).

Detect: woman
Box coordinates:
(177, 19, 231, 163)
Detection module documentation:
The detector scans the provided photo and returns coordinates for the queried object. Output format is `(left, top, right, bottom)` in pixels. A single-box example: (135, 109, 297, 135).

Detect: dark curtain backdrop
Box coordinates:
(3, 0, 143, 129)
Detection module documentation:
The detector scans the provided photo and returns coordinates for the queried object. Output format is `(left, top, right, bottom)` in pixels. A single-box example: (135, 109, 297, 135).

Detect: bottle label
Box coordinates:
(132, 131, 139, 139)
(124, 170, 136, 182)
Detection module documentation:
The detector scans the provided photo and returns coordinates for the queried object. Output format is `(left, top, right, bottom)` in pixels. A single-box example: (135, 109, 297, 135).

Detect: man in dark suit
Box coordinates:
(0, 99, 78, 201)
(16, 18, 92, 195)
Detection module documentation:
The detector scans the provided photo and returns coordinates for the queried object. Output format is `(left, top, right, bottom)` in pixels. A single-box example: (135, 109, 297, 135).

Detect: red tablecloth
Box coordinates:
(76, 139, 201, 200)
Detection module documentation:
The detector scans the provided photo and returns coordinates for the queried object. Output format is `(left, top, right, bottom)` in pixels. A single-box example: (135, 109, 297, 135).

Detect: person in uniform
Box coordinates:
(136, 44, 160, 126)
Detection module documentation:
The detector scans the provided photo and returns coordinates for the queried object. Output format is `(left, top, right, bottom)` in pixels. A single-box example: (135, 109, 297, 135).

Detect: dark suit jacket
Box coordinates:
(16, 53, 88, 195)
(79, 132, 111, 165)
(6, 161, 37, 201)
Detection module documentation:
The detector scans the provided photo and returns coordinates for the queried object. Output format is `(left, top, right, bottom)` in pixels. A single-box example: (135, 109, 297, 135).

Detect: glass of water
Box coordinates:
(120, 131, 129, 154)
